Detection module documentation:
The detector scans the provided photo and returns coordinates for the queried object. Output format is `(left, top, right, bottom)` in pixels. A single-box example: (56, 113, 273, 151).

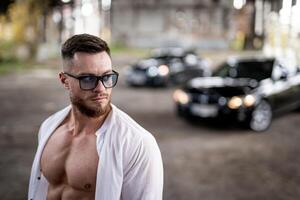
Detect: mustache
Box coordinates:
(89, 93, 109, 98)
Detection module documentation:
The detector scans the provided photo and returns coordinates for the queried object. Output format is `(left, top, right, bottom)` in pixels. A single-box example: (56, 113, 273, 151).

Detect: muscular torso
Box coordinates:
(40, 120, 99, 200)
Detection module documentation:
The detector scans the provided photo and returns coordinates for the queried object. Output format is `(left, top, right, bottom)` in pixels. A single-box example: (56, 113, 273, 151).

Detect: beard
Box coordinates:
(70, 93, 111, 118)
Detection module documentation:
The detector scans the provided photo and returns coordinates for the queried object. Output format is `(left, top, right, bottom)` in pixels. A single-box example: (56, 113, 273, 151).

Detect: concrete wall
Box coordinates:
(111, 0, 235, 49)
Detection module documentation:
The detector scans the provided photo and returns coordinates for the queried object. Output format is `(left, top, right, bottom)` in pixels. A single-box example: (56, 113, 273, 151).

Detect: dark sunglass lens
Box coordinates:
(80, 76, 97, 90)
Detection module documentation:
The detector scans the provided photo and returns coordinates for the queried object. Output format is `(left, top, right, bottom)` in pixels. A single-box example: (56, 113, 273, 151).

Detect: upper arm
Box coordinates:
(121, 135, 163, 200)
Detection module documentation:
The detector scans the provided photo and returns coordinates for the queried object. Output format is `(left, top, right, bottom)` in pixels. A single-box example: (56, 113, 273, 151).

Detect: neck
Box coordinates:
(68, 105, 112, 136)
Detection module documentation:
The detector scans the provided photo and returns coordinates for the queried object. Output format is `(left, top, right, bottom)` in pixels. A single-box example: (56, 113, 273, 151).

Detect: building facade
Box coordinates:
(110, 0, 236, 48)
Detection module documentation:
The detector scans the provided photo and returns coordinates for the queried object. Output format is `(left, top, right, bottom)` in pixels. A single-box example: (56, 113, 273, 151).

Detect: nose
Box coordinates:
(93, 80, 106, 93)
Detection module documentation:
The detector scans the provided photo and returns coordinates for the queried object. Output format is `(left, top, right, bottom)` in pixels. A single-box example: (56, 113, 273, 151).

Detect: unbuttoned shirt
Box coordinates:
(28, 104, 163, 200)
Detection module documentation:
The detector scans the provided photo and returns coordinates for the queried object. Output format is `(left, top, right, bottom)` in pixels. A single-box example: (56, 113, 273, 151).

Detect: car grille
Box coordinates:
(190, 91, 221, 104)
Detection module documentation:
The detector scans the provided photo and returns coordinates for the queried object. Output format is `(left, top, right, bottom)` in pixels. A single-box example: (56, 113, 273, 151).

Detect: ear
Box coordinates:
(59, 72, 70, 89)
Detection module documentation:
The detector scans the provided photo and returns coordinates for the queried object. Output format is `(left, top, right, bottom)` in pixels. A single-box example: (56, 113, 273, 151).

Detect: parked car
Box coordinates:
(173, 56, 300, 131)
(125, 47, 210, 87)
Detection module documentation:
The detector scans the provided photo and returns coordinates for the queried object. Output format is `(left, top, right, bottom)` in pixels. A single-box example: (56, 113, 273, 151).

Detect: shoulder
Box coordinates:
(111, 105, 156, 143)
(41, 105, 70, 128)
(38, 105, 71, 141)
(109, 105, 160, 158)
(113, 104, 160, 148)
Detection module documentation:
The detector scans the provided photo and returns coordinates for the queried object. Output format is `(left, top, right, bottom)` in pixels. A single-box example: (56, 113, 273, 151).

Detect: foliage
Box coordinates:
(0, 0, 69, 60)
(0, 0, 46, 60)
(0, 59, 33, 74)
(0, 40, 15, 62)
(8, 0, 41, 44)
(0, 0, 15, 15)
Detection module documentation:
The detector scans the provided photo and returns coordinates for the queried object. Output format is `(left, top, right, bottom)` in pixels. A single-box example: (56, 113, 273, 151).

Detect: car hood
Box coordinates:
(186, 77, 258, 97)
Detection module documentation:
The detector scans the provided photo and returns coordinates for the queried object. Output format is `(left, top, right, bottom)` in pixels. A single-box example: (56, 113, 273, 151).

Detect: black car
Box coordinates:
(125, 47, 210, 87)
(173, 57, 300, 131)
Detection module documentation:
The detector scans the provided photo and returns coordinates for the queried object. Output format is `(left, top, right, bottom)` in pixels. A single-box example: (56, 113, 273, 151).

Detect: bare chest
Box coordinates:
(40, 129, 99, 192)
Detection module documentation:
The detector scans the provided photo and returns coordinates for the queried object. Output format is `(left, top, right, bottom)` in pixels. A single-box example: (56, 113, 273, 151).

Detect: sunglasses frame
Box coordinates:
(63, 70, 119, 90)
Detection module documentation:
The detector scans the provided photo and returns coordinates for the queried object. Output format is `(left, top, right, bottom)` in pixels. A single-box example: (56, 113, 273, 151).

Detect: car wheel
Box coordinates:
(249, 100, 272, 132)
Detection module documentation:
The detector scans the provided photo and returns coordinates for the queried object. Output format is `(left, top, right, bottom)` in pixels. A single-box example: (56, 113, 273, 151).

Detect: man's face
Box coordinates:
(61, 51, 113, 118)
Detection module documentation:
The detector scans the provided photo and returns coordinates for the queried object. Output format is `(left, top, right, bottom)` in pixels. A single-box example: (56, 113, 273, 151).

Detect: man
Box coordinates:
(28, 34, 163, 200)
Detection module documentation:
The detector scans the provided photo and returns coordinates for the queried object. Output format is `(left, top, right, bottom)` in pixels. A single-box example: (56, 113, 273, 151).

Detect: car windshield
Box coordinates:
(213, 60, 274, 81)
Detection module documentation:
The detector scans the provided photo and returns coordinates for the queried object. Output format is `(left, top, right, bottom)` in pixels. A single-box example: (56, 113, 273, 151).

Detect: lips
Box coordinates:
(90, 94, 108, 102)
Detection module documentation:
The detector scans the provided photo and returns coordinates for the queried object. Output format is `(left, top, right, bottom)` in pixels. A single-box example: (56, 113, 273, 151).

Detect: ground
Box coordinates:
(0, 52, 300, 200)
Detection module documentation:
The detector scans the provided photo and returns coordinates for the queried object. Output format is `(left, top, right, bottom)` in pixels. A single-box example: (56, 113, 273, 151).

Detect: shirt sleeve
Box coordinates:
(121, 134, 164, 200)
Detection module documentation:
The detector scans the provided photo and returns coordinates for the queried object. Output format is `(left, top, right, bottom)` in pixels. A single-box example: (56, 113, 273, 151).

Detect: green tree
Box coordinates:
(0, 0, 72, 60)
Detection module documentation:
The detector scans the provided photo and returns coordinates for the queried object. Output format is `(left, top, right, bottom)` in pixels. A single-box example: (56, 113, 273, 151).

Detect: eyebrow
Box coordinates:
(78, 70, 113, 76)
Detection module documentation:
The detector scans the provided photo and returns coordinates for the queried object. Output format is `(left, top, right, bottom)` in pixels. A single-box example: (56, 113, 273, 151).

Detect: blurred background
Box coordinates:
(1, 0, 300, 199)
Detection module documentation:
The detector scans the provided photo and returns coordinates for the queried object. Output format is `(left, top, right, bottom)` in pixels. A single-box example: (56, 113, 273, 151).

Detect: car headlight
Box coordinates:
(173, 89, 190, 105)
(243, 95, 256, 107)
(158, 65, 169, 76)
(147, 66, 158, 77)
(227, 95, 256, 109)
(228, 96, 243, 109)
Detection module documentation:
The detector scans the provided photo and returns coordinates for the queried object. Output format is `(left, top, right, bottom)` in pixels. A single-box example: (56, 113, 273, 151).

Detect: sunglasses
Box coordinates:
(63, 70, 119, 90)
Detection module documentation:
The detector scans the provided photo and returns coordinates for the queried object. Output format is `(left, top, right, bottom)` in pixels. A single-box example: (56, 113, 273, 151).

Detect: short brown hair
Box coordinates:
(61, 34, 110, 60)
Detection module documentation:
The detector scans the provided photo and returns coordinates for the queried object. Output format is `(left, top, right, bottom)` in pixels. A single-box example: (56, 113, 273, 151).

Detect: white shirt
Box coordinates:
(28, 104, 164, 200)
